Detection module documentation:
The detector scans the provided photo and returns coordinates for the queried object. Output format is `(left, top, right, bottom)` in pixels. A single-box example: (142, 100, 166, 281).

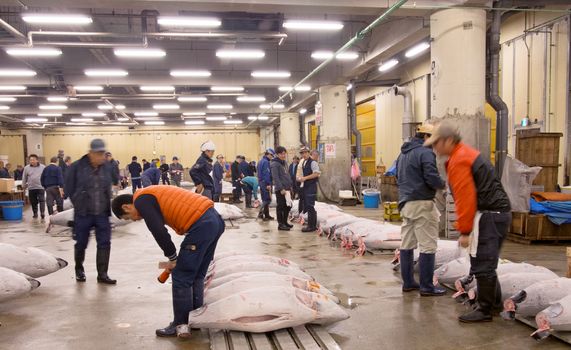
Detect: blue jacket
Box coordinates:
(239, 161, 253, 177)
(0, 167, 9, 178)
(213, 162, 224, 186)
(257, 156, 272, 185)
(141, 164, 161, 186)
(190, 152, 214, 190)
(41, 164, 64, 188)
(395, 137, 445, 210)
(127, 161, 142, 179)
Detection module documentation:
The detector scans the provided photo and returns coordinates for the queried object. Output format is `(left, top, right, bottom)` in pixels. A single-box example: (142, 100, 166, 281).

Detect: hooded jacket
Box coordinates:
(257, 156, 272, 185)
(270, 158, 292, 192)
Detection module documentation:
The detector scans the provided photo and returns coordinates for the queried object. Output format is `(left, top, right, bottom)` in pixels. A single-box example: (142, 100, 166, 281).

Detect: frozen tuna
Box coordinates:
(533, 294, 571, 341)
(0, 243, 68, 278)
(502, 277, 571, 320)
(434, 257, 471, 285)
(206, 260, 313, 282)
(0, 267, 40, 302)
(213, 203, 245, 220)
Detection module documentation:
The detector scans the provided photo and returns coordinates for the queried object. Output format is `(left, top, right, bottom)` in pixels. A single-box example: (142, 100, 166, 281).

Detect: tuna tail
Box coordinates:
(511, 290, 527, 304)
(56, 258, 68, 269)
(531, 329, 552, 342)
(28, 278, 41, 290)
(500, 310, 516, 321)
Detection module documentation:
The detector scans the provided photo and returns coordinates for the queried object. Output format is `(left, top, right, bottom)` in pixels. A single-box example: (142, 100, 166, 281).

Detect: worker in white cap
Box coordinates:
(190, 141, 216, 199)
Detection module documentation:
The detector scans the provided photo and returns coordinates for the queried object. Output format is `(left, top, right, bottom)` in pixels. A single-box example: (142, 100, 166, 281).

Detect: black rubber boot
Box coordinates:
(156, 287, 193, 337)
(96, 248, 117, 284)
(419, 253, 446, 296)
(459, 276, 495, 323)
(399, 249, 419, 292)
(284, 207, 293, 228)
(264, 205, 274, 220)
(74, 248, 86, 282)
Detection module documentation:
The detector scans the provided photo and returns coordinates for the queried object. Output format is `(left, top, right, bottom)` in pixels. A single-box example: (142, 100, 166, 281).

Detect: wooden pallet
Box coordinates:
(209, 325, 341, 350)
(506, 232, 571, 245)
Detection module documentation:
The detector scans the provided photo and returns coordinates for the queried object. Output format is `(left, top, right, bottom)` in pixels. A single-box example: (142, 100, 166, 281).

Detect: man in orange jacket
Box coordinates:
(112, 186, 225, 338)
(425, 122, 511, 323)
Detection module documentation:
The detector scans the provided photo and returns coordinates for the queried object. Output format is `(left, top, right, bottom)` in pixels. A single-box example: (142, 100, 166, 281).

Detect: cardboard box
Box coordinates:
(0, 179, 15, 193)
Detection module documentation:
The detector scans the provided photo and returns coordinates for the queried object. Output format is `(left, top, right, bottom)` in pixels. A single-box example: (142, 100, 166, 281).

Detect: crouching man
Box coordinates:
(112, 186, 225, 337)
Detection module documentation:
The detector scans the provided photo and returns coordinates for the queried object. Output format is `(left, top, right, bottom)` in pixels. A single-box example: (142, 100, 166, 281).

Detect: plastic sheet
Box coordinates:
(501, 156, 541, 212)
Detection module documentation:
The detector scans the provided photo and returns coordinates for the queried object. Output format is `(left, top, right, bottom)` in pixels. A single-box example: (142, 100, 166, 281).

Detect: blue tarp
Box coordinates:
(530, 198, 571, 225)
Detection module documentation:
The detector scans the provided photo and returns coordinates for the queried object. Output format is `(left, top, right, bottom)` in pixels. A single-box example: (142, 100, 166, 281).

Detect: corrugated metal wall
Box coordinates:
(353, 101, 376, 176)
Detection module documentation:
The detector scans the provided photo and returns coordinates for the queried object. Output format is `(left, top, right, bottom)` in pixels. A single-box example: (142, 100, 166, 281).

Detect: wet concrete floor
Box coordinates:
(0, 204, 569, 349)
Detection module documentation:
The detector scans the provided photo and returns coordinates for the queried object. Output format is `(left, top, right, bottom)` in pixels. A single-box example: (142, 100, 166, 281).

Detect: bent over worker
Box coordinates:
(112, 186, 225, 338)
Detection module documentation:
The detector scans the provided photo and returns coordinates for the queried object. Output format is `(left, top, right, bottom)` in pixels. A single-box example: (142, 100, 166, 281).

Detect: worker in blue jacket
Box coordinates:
(212, 155, 225, 202)
(190, 141, 216, 200)
(141, 162, 161, 188)
(257, 148, 275, 221)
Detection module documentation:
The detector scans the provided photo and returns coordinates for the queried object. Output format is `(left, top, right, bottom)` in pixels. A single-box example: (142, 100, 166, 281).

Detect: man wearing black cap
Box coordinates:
(65, 139, 118, 285)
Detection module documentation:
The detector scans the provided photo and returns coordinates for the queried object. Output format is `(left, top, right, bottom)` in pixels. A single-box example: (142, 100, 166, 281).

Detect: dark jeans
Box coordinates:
(201, 188, 213, 200)
(243, 183, 253, 206)
(73, 214, 111, 250)
(275, 191, 290, 225)
(131, 178, 142, 193)
(298, 187, 305, 215)
(45, 186, 63, 215)
(172, 208, 225, 320)
(172, 177, 181, 187)
(469, 212, 512, 279)
(161, 173, 170, 185)
(304, 188, 317, 228)
(28, 188, 46, 217)
(232, 179, 242, 201)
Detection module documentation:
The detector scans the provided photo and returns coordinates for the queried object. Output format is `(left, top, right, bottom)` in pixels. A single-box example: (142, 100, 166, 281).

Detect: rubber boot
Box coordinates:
(399, 249, 419, 292)
(459, 276, 495, 323)
(492, 278, 503, 314)
(156, 287, 193, 337)
(264, 205, 274, 221)
(284, 207, 293, 228)
(74, 248, 86, 282)
(419, 253, 446, 296)
(96, 248, 117, 284)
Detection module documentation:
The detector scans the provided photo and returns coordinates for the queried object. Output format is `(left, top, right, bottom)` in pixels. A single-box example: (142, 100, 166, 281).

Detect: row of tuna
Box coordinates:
(0, 243, 68, 302)
(187, 252, 349, 333)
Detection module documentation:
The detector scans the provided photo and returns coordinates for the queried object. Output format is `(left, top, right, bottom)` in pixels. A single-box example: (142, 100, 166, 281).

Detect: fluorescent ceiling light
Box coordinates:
(47, 96, 68, 102)
(98, 104, 125, 110)
(6, 47, 62, 57)
(237, 96, 266, 103)
(283, 20, 343, 31)
(178, 96, 207, 102)
(85, 69, 128, 77)
(247, 116, 258, 120)
(135, 117, 161, 121)
(210, 86, 244, 92)
(74, 85, 103, 92)
(22, 14, 93, 25)
(258, 116, 269, 120)
(140, 86, 175, 92)
(260, 104, 285, 109)
(117, 117, 130, 122)
(145, 121, 165, 126)
(251, 71, 291, 78)
(299, 108, 307, 114)
(311, 51, 358, 60)
(224, 120, 243, 125)
(170, 70, 212, 77)
(311, 51, 334, 60)
(185, 120, 206, 125)
(158, 16, 221, 28)
(405, 42, 430, 58)
(0, 105, 9, 110)
(0, 86, 26, 91)
(207, 104, 233, 110)
(114, 48, 166, 58)
(39, 104, 67, 110)
(38, 113, 61, 117)
(379, 59, 399, 72)
(134, 111, 159, 117)
(278, 85, 311, 92)
(206, 116, 227, 121)
(0, 97, 16, 102)
(183, 112, 206, 116)
(153, 104, 179, 110)
(0, 69, 36, 77)
(336, 52, 359, 60)
(71, 118, 92, 122)
(216, 49, 265, 59)
(25, 117, 48, 123)
(82, 112, 106, 117)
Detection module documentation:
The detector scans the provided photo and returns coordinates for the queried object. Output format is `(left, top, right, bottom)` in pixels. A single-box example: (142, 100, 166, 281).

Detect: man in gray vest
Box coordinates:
(298, 148, 321, 232)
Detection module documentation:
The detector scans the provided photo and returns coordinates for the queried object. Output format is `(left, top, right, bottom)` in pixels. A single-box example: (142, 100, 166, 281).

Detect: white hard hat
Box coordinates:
(201, 141, 216, 152)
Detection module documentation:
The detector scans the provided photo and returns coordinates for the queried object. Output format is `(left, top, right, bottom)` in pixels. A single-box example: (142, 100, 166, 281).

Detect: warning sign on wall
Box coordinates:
(325, 143, 336, 159)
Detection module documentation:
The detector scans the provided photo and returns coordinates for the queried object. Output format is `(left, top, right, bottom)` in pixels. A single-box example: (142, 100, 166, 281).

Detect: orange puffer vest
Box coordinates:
(133, 186, 214, 234)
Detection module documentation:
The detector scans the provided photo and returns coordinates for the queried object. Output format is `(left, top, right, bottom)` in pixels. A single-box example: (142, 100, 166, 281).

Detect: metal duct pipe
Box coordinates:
(488, 0, 509, 177)
(349, 80, 362, 161)
(393, 85, 414, 141)
(0, 19, 26, 43)
(299, 112, 307, 146)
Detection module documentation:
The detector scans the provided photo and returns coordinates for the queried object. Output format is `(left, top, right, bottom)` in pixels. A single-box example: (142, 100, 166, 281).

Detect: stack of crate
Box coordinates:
(445, 194, 460, 239)
(383, 202, 401, 221)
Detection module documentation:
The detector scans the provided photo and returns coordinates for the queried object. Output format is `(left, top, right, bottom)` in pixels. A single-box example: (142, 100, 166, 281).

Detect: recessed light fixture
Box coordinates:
(153, 104, 180, 110)
(0, 105, 10, 110)
(114, 48, 166, 58)
(25, 117, 48, 123)
(39, 104, 67, 110)
(278, 85, 311, 92)
(283, 20, 344, 31)
(251, 71, 291, 79)
(216, 49, 265, 59)
(207, 104, 233, 110)
(185, 120, 206, 125)
(98, 104, 125, 110)
(38, 113, 62, 117)
(6, 47, 63, 57)
(206, 116, 228, 121)
(379, 59, 399, 72)
(170, 70, 212, 77)
(47, 96, 68, 102)
(237, 96, 266, 103)
(74, 85, 104, 92)
(178, 96, 208, 102)
(0, 69, 36, 77)
(210, 86, 244, 92)
(158, 16, 221, 28)
(260, 104, 285, 109)
(82, 112, 106, 117)
(22, 14, 93, 25)
(134, 111, 159, 117)
(85, 69, 128, 77)
(145, 121, 165, 126)
(224, 120, 243, 125)
(0, 97, 16, 102)
(71, 118, 92, 122)
(299, 108, 307, 114)
(139, 86, 175, 92)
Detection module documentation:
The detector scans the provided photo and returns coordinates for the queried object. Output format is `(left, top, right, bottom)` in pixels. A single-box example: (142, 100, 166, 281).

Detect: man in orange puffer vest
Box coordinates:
(112, 186, 225, 338)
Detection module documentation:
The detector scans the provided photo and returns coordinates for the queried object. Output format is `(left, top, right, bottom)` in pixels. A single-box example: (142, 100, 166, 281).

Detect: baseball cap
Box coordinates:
(265, 148, 275, 156)
(299, 146, 310, 153)
(90, 139, 106, 152)
(417, 124, 434, 135)
(424, 121, 460, 147)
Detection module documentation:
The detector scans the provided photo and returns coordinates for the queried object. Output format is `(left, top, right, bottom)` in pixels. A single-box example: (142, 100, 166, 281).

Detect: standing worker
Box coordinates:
(271, 146, 293, 231)
(257, 149, 274, 220)
(0, 161, 9, 178)
(169, 157, 184, 188)
(297, 147, 310, 218)
(41, 156, 65, 215)
(22, 154, 46, 221)
(57, 150, 67, 178)
(395, 124, 446, 296)
(13, 164, 23, 181)
(105, 152, 120, 186)
(230, 156, 243, 204)
(298, 150, 321, 232)
(65, 139, 118, 284)
(425, 122, 511, 323)
(239, 156, 253, 177)
(160, 159, 170, 185)
(111, 186, 225, 338)
(142, 159, 150, 171)
(190, 141, 215, 199)
(128, 156, 143, 194)
(212, 155, 225, 202)
(289, 156, 300, 199)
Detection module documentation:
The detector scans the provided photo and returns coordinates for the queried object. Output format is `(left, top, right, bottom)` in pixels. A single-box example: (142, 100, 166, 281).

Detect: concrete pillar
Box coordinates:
(430, 8, 490, 158)
(25, 130, 43, 159)
(279, 112, 300, 157)
(317, 85, 352, 201)
(259, 126, 275, 156)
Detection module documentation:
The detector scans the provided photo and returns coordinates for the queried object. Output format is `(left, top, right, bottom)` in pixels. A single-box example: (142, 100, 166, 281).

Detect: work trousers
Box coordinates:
(303, 187, 317, 229)
(172, 177, 181, 187)
(161, 173, 170, 185)
(73, 214, 111, 250)
(28, 189, 46, 217)
(297, 187, 305, 215)
(131, 178, 142, 193)
(232, 179, 242, 201)
(45, 186, 63, 215)
(400, 200, 440, 254)
(275, 191, 291, 226)
(469, 212, 512, 279)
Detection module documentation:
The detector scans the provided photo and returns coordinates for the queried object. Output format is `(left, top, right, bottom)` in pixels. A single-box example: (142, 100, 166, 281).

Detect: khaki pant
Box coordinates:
(400, 200, 439, 254)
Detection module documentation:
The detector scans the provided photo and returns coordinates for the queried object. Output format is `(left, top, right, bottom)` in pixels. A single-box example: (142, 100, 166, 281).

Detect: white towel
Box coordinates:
(469, 211, 483, 258)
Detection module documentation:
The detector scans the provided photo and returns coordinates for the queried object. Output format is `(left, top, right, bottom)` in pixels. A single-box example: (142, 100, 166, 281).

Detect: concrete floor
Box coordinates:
(0, 204, 569, 350)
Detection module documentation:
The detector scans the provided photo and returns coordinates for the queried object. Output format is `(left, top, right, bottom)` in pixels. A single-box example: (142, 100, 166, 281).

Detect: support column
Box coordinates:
(431, 8, 490, 158)
(317, 85, 352, 201)
(25, 130, 44, 159)
(279, 112, 300, 156)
